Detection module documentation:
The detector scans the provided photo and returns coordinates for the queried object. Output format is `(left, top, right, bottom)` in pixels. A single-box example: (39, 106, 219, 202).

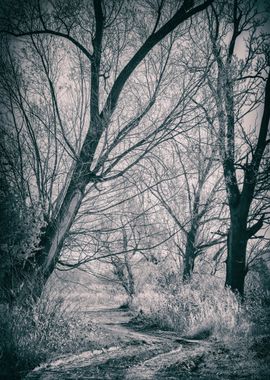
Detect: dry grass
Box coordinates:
(1, 268, 269, 379)
(0, 275, 126, 379)
(132, 274, 251, 339)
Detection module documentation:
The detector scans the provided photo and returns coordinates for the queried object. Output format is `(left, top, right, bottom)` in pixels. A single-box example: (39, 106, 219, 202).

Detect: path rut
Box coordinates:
(24, 306, 210, 379)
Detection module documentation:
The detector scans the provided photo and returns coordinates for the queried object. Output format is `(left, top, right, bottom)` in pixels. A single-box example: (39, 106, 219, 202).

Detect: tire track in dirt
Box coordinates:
(125, 343, 209, 379)
(25, 306, 208, 379)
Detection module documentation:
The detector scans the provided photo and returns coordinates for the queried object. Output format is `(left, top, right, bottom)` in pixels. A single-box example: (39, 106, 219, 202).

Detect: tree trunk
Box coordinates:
(5, 170, 87, 306)
(125, 257, 135, 302)
(183, 226, 197, 282)
(225, 210, 248, 297)
(42, 188, 84, 275)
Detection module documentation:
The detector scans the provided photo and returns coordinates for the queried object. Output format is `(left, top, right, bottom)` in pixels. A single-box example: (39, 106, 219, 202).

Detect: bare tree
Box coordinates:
(204, 0, 270, 296)
(146, 126, 226, 281)
(0, 0, 213, 304)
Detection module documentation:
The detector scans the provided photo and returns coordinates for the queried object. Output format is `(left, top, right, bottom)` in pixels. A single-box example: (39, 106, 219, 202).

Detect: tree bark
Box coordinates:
(183, 226, 197, 282)
(225, 209, 248, 297)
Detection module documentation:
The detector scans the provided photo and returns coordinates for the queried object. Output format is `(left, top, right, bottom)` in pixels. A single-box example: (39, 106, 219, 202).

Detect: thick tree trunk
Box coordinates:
(42, 188, 84, 275)
(224, 68, 270, 297)
(225, 210, 248, 297)
(5, 168, 88, 306)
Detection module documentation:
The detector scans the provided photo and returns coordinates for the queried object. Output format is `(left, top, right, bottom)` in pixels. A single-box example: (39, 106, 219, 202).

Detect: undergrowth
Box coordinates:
(0, 286, 96, 379)
(132, 273, 252, 340)
(0, 268, 268, 379)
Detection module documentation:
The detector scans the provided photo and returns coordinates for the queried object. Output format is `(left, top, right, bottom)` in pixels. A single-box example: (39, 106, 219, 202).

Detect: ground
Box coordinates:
(24, 305, 270, 379)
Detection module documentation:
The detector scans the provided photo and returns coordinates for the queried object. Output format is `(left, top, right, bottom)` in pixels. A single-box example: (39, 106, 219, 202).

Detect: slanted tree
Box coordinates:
(0, 0, 213, 304)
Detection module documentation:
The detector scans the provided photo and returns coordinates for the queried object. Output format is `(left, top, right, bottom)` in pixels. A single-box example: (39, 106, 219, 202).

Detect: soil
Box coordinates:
(24, 306, 270, 379)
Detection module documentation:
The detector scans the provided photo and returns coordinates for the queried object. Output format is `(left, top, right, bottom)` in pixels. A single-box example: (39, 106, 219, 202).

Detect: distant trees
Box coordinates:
(91, 190, 161, 303)
(0, 0, 213, 304)
(145, 127, 226, 281)
(107, 217, 145, 304)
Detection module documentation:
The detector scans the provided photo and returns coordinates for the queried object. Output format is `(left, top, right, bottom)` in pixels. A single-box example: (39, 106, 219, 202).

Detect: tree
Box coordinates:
(204, 0, 270, 296)
(145, 128, 226, 281)
(0, 0, 213, 304)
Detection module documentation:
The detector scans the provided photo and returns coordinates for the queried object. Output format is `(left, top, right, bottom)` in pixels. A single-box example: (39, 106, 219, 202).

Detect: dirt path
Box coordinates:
(24, 306, 212, 379)
(24, 306, 269, 379)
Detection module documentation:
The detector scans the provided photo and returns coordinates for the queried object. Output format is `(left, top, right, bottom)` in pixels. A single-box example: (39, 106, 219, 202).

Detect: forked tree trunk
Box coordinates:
(217, 67, 269, 297)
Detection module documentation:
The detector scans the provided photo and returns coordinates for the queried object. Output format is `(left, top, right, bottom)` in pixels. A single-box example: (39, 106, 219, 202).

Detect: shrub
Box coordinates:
(0, 285, 95, 379)
(244, 269, 270, 336)
(132, 273, 251, 339)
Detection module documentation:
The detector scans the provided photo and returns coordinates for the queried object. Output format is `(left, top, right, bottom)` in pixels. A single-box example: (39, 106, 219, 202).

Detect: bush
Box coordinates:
(132, 273, 251, 339)
(0, 286, 95, 379)
(244, 269, 270, 336)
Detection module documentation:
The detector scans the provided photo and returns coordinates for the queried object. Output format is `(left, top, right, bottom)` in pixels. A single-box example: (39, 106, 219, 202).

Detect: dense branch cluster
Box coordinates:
(0, 0, 269, 303)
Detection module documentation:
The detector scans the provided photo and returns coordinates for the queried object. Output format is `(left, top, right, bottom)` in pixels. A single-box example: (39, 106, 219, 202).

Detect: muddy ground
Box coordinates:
(24, 306, 270, 379)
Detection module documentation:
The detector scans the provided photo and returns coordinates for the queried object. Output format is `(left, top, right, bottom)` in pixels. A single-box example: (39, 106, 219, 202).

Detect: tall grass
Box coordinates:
(132, 274, 251, 339)
(0, 272, 128, 379)
(0, 284, 95, 379)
